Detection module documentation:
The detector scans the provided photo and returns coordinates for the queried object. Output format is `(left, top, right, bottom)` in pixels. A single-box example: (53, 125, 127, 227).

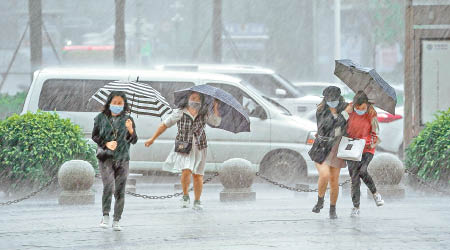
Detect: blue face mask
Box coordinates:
(110, 105, 124, 114)
(326, 100, 339, 108)
(354, 108, 367, 116)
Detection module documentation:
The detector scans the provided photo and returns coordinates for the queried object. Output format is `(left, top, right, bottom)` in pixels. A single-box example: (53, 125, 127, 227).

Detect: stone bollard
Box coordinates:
(219, 158, 256, 202)
(367, 153, 405, 199)
(58, 160, 95, 205)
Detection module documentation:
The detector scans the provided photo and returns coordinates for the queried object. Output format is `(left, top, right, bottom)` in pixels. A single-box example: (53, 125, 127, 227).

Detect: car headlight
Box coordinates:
(306, 131, 316, 145)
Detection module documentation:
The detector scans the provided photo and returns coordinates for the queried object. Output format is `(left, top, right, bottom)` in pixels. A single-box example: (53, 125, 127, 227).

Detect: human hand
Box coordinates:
(345, 103, 353, 114)
(106, 141, 117, 151)
(125, 119, 134, 134)
(145, 138, 154, 147)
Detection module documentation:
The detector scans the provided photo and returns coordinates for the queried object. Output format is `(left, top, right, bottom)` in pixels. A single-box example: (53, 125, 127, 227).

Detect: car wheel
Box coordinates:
(259, 150, 307, 184)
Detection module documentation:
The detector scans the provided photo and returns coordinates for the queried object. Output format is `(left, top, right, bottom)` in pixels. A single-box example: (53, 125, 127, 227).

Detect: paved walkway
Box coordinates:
(1, 181, 450, 250)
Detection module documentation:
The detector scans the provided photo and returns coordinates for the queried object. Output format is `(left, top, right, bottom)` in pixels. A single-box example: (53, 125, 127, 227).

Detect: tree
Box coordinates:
(114, 0, 126, 65)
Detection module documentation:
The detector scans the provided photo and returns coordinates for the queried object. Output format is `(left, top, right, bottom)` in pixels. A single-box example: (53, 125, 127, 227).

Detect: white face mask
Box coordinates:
(188, 101, 201, 110)
(326, 100, 339, 108)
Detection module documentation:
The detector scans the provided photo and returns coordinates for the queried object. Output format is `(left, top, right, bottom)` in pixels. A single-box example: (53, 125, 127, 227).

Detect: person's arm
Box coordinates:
(369, 115, 381, 148)
(92, 116, 106, 149)
(145, 109, 182, 147)
(145, 123, 167, 147)
(125, 117, 138, 144)
(92, 114, 117, 150)
(206, 100, 222, 127)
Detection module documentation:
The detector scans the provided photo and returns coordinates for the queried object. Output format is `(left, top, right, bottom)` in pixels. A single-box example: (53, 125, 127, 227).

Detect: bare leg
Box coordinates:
(193, 174, 203, 201)
(181, 169, 192, 195)
(329, 167, 341, 206)
(315, 163, 331, 198)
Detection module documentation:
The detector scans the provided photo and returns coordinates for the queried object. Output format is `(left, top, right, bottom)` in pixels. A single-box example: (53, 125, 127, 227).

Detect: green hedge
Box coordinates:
(0, 111, 98, 192)
(0, 92, 26, 120)
(405, 108, 450, 185)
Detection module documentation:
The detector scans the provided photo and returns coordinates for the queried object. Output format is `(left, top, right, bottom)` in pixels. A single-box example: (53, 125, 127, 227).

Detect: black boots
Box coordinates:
(329, 205, 338, 219)
(312, 196, 338, 219)
(312, 196, 324, 213)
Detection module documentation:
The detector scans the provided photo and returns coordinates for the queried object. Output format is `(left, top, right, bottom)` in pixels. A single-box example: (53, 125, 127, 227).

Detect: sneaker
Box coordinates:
(373, 192, 384, 207)
(193, 200, 203, 211)
(181, 195, 190, 208)
(99, 215, 109, 228)
(351, 207, 360, 217)
(112, 221, 122, 231)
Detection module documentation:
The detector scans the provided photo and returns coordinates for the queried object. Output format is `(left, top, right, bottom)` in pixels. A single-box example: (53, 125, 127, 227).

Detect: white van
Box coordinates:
(155, 64, 323, 117)
(22, 68, 318, 182)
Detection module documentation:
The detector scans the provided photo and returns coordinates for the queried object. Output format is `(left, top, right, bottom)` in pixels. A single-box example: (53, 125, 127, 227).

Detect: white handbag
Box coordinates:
(337, 136, 366, 161)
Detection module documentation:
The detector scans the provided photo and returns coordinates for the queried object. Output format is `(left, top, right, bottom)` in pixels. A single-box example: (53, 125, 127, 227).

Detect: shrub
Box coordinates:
(0, 111, 97, 192)
(0, 92, 26, 120)
(405, 108, 450, 186)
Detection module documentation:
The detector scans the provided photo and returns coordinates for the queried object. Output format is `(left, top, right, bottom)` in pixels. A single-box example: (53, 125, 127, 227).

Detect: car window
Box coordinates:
(297, 86, 325, 96)
(230, 73, 301, 98)
(206, 82, 265, 118)
(38, 79, 112, 112)
(141, 81, 195, 107)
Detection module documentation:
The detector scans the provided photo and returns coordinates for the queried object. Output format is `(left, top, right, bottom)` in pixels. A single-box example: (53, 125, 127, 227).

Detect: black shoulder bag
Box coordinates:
(175, 116, 196, 154)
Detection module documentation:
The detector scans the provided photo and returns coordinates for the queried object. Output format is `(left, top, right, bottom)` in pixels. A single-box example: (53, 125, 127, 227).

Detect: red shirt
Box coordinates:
(346, 110, 378, 154)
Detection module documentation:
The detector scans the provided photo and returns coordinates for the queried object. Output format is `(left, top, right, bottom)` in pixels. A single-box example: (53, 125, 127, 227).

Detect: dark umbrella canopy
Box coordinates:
(334, 59, 397, 114)
(174, 84, 251, 133)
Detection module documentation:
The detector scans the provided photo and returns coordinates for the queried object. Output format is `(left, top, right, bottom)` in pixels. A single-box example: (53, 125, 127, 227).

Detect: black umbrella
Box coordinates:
(91, 80, 172, 117)
(174, 84, 251, 133)
(334, 59, 397, 114)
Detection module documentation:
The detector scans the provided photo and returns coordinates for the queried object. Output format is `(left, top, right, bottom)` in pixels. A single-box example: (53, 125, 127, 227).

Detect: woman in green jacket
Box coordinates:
(92, 91, 137, 231)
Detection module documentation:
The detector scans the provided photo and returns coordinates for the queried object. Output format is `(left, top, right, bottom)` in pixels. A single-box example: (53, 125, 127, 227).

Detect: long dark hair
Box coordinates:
(102, 91, 131, 117)
(353, 90, 370, 106)
(178, 91, 209, 116)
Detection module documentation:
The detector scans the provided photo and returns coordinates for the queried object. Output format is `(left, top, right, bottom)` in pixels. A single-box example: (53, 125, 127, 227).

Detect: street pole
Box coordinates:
(135, 0, 142, 66)
(114, 0, 126, 65)
(334, 0, 341, 60)
(29, 0, 42, 80)
(212, 0, 222, 63)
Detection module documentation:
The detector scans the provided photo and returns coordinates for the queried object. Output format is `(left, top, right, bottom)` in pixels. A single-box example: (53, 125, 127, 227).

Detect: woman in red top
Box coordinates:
(346, 91, 384, 217)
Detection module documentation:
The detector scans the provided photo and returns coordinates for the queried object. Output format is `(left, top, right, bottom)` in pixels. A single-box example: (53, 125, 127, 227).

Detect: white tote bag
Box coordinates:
(337, 136, 366, 161)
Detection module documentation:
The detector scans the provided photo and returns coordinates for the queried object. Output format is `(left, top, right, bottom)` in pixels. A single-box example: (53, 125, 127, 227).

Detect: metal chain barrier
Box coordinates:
(125, 172, 219, 200)
(256, 172, 352, 193)
(0, 176, 57, 206)
(404, 168, 450, 195)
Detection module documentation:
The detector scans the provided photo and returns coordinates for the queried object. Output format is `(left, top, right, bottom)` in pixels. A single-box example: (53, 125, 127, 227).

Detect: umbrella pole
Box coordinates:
(131, 92, 136, 117)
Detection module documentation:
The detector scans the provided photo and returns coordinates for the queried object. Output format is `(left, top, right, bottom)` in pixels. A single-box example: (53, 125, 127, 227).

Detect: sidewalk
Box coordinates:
(1, 182, 449, 250)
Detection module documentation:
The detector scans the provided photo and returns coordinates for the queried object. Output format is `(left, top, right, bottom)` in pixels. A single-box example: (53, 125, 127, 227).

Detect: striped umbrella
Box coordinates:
(91, 80, 172, 117)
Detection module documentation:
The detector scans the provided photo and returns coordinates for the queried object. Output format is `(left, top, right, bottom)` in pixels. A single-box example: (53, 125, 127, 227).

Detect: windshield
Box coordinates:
(297, 86, 326, 96)
(261, 96, 292, 116)
(243, 82, 292, 116)
(231, 73, 303, 98)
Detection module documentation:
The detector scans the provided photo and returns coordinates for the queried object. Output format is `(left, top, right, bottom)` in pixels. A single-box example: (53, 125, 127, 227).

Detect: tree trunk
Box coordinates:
(212, 0, 222, 63)
(29, 0, 42, 78)
(114, 0, 126, 65)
